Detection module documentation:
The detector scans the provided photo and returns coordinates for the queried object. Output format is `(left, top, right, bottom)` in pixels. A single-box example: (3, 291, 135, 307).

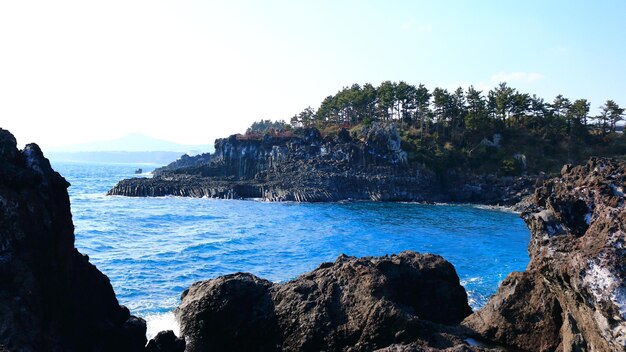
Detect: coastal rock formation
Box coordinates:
(176, 251, 479, 352)
(108, 125, 439, 202)
(464, 157, 626, 351)
(108, 124, 534, 205)
(0, 129, 147, 351)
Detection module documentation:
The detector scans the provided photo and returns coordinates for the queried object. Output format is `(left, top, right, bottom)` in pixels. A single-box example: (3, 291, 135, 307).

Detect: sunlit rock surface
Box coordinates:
(464, 157, 626, 351)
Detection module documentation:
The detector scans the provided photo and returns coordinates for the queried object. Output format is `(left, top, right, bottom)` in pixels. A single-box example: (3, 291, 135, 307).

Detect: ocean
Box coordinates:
(51, 161, 531, 338)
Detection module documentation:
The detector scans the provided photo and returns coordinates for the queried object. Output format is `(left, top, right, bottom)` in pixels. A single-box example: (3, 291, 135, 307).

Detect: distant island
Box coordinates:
(47, 133, 213, 164)
(108, 81, 625, 205)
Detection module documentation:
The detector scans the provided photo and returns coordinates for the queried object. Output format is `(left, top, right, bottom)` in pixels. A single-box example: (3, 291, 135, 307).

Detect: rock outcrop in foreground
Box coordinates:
(0, 129, 147, 351)
(464, 157, 626, 351)
(175, 252, 478, 352)
(108, 125, 534, 206)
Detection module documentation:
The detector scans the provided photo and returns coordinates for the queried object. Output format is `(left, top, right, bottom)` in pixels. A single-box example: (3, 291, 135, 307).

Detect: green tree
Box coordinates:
(396, 81, 418, 126)
(290, 106, 316, 127)
(377, 81, 397, 121)
(569, 99, 590, 127)
(432, 87, 453, 137)
(509, 93, 531, 126)
(464, 86, 489, 132)
(451, 87, 466, 132)
(551, 94, 571, 121)
(247, 119, 289, 134)
(488, 82, 515, 124)
(316, 95, 338, 125)
(607, 100, 625, 133)
(597, 100, 615, 135)
(415, 84, 431, 139)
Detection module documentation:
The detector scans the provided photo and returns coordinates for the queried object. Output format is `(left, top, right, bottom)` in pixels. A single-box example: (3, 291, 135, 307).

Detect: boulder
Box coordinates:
(464, 157, 626, 351)
(145, 330, 185, 352)
(0, 128, 146, 351)
(176, 251, 475, 352)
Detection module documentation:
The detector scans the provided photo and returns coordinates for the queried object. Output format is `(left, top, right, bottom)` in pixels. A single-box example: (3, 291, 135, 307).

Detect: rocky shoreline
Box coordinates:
(1, 126, 624, 351)
(107, 125, 538, 207)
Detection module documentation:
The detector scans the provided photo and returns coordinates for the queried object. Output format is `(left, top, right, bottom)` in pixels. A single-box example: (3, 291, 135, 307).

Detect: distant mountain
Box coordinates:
(48, 133, 213, 154)
(46, 133, 213, 164)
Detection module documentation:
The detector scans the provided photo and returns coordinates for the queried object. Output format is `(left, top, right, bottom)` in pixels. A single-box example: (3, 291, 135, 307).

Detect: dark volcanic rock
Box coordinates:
(464, 157, 626, 351)
(0, 129, 147, 351)
(145, 330, 185, 352)
(176, 251, 476, 352)
(108, 124, 439, 202)
(108, 124, 535, 205)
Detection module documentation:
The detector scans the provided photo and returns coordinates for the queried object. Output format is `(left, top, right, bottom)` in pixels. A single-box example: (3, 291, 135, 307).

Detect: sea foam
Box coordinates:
(145, 311, 180, 340)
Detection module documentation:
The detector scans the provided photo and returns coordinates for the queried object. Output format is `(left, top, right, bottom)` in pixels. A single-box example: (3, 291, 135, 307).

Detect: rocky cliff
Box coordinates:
(464, 157, 626, 351)
(0, 129, 147, 351)
(108, 125, 534, 205)
(175, 251, 484, 352)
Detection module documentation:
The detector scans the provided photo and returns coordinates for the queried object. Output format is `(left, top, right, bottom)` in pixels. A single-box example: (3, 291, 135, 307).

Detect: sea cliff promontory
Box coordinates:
(108, 124, 535, 206)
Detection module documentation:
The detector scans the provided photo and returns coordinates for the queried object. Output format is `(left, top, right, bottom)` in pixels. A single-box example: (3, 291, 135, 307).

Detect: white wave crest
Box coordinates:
(144, 311, 180, 340)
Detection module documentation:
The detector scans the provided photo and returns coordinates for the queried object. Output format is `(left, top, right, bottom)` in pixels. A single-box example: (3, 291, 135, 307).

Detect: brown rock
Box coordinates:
(176, 252, 474, 352)
(464, 157, 626, 351)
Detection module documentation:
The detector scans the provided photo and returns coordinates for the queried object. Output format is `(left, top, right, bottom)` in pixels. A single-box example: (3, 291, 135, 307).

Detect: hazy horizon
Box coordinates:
(2, 1, 625, 150)
(46, 132, 213, 153)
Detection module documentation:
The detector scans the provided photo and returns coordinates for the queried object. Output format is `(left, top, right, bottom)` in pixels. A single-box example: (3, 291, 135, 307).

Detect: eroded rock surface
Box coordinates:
(176, 252, 479, 352)
(0, 129, 147, 351)
(464, 157, 626, 351)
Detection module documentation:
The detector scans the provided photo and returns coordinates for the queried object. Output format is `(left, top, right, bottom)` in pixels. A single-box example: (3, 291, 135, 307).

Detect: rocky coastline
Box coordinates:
(2, 126, 624, 351)
(107, 125, 537, 208)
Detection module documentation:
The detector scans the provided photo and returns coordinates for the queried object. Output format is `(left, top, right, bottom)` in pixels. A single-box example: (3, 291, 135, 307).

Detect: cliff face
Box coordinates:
(0, 129, 146, 351)
(108, 124, 533, 205)
(109, 125, 438, 201)
(464, 157, 626, 351)
(175, 251, 480, 352)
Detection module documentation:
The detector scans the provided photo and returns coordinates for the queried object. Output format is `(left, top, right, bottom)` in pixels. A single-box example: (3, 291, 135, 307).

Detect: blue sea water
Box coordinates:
(51, 161, 531, 337)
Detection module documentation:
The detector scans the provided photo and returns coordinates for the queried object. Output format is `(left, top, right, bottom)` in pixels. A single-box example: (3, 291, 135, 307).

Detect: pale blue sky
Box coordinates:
(1, 1, 624, 148)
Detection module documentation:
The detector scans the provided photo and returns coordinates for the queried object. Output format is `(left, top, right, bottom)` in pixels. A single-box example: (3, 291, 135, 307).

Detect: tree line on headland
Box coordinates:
(247, 81, 625, 175)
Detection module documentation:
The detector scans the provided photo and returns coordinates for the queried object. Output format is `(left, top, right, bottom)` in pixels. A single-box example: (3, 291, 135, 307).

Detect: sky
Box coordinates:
(1, 0, 625, 150)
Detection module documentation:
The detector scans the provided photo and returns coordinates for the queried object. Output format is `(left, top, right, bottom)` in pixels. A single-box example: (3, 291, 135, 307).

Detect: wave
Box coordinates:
(144, 311, 180, 340)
